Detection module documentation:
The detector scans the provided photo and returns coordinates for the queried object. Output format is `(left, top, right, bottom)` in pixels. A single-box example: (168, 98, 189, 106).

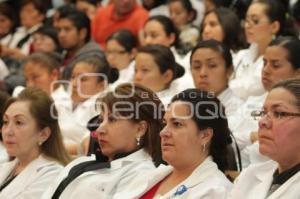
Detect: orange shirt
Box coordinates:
(92, 4, 148, 48)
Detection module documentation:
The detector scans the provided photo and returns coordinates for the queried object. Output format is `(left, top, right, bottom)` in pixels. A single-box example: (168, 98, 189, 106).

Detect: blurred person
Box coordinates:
(105, 29, 137, 89)
(229, 0, 298, 100)
(92, 0, 148, 48)
(134, 44, 184, 106)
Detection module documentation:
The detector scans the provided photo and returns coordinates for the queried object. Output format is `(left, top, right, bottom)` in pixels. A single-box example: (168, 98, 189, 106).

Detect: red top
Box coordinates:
(92, 4, 148, 48)
(139, 181, 162, 199)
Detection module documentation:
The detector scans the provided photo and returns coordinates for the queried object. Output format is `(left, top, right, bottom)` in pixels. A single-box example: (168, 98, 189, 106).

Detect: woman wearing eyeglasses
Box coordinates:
(229, 78, 300, 199)
(231, 37, 300, 168)
(229, 0, 298, 100)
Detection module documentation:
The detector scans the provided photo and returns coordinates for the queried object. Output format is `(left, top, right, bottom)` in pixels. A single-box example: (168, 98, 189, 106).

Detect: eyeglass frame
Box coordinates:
(251, 110, 300, 121)
(243, 17, 271, 27)
(105, 49, 128, 55)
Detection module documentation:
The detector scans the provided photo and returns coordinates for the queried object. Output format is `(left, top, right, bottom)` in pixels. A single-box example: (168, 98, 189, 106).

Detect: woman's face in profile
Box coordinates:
(2, 101, 46, 158)
(160, 101, 208, 166)
(258, 88, 300, 163)
(95, 108, 143, 160)
(202, 12, 224, 42)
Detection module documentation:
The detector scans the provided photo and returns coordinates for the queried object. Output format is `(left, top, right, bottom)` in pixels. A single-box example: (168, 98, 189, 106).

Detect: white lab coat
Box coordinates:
(229, 43, 266, 100)
(229, 160, 300, 199)
(217, 88, 244, 130)
(113, 156, 232, 199)
(156, 79, 185, 107)
(229, 93, 268, 169)
(110, 61, 135, 90)
(56, 93, 100, 145)
(0, 155, 63, 199)
(41, 149, 156, 199)
(0, 142, 8, 164)
(0, 59, 9, 80)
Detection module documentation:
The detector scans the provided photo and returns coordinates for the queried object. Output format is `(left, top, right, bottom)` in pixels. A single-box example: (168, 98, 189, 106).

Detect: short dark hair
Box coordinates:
(138, 44, 185, 80)
(268, 37, 300, 70)
(59, 9, 91, 43)
(168, 0, 197, 22)
(171, 89, 231, 172)
(106, 29, 137, 52)
(191, 39, 233, 69)
(21, 0, 49, 15)
(146, 15, 179, 46)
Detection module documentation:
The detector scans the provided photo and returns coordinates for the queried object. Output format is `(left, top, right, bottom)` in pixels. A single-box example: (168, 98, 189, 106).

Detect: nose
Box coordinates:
(26, 79, 35, 87)
(144, 36, 153, 45)
(160, 125, 171, 138)
(262, 61, 271, 75)
(95, 120, 107, 136)
(2, 122, 13, 137)
(134, 71, 142, 82)
(258, 115, 272, 129)
(200, 67, 208, 77)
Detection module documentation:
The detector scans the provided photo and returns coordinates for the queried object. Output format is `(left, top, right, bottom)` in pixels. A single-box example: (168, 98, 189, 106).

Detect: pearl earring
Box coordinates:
(136, 137, 141, 146)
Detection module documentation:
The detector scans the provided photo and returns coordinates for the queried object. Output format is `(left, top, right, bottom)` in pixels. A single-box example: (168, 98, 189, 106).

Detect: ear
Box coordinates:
(79, 28, 87, 42)
(199, 127, 213, 145)
(39, 127, 51, 144)
(136, 120, 148, 138)
(294, 68, 300, 78)
(130, 48, 137, 59)
(226, 65, 233, 80)
(163, 69, 174, 85)
(167, 33, 176, 46)
(271, 21, 280, 35)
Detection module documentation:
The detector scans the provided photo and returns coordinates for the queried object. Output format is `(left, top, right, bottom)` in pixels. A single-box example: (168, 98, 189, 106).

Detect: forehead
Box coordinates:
(264, 46, 288, 60)
(57, 18, 76, 28)
(5, 101, 32, 117)
(136, 52, 156, 65)
(24, 62, 49, 73)
(247, 3, 267, 17)
(265, 88, 298, 108)
(165, 101, 191, 119)
(192, 48, 224, 61)
(106, 40, 123, 48)
(73, 62, 95, 73)
(204, 12, 219, 21)
(145, 20, 166, 33)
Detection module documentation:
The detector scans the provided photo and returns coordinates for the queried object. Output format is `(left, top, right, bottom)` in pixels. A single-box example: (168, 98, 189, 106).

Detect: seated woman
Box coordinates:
(105, 29, 137, 89)
(113, 89, 232, 198)
(229, 78, 300, 199)
(134, 44, 185, 106)
(201, 7, 246, 58)
(231, 37, 300, 168)
(190, 39, 244, 126)
(142, 15, 194, 89)
(0, 87, 70, 199)
(57, 56, 118, 155)
(168, 0, 200, 55)
(229, 0, 298, 100)
(41, 83, 164, 199)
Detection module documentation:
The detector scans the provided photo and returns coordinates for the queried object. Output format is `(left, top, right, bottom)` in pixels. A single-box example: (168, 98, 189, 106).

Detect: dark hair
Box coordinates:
(146, 15, 179, 47)
(0, 2, 17, 33)
(208, 0, 233, 8)
(253, 0, 298, 37)
(97, 83, 165, 166)
(168, 0, 197, 22)
(21, 0, 49, 15)
(272, 78, 300, 109)
(203, 7, 246, 52)
(2, 88, 71, 165)
(268, 37, 300, 70)
(106, 29, 137, 52)
(34, 25, 61, 52)
(138, 44, 185, 80)
(59, 9, 91, 43)
(171, 89, 231, 172)
(74, 56, 119, 83)
(76, 0, 101, 6)
(24, 52, 61, 74)
(0, 91, 9, 140)
(142, 0, 167, 10)
(191, 39, 233, 69)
